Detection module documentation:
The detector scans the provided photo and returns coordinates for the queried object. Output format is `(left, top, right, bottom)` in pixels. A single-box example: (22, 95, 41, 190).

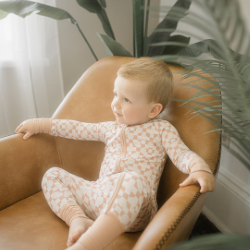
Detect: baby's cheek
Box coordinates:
(111, 100, 114, 109)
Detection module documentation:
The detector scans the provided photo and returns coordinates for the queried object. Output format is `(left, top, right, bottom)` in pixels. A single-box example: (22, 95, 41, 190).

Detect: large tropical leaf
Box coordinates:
(147, 0, 192, 57)
(76, 0, 115, 40)
(165, 233, 250, 250)
(0, 0, 75, 22)
(153, 0, 250, 169)
(177, 39, 250, 63)
(0, 9, 8, 19)
(163, 35, 190, 55)
(97, 33, 132, 57)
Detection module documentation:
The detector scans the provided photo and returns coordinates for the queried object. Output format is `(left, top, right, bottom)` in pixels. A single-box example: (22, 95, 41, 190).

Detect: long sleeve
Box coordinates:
(162, 122, 211, 175)
(50, 119, 108, 143)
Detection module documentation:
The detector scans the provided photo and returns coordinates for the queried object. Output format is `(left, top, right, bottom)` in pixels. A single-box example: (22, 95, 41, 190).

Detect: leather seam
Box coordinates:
(0, 189, 42, 212)
(54, 136, 64, 170)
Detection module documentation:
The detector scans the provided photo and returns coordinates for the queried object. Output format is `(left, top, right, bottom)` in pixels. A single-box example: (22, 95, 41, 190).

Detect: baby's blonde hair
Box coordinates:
(117, 57, 173, 113)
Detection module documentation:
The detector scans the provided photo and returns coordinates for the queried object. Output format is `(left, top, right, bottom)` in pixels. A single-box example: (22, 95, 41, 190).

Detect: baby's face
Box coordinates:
(111, 76, 155, 126)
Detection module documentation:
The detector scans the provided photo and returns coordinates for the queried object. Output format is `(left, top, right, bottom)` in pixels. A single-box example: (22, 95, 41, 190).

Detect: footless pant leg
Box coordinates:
(77, 172, 153, 250)
(41, 167, 90, 225)
(105, 171, 153, 231)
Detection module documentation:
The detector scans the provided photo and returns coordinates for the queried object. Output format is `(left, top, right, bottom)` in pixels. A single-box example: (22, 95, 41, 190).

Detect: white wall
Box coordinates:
(160, 0, 250, 234)
(55, 0, 160, 94)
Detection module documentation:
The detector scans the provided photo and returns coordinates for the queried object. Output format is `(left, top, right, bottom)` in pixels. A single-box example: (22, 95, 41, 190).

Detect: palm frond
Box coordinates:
(152, 0, 250, 169)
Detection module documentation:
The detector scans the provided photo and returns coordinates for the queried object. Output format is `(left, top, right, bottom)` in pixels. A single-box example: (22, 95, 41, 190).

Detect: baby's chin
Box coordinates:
(115, 118, 127, 125)
(115, 118, 150, 126)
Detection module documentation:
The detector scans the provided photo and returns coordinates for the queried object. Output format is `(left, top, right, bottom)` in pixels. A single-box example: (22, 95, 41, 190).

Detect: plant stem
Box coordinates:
(144, 0, 150, 56)
(132, 0, 138, 57)
(74, 20, 98, 61)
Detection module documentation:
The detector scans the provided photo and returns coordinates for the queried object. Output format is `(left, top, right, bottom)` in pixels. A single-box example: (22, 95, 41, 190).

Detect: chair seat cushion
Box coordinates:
(0, 192, 142, 250)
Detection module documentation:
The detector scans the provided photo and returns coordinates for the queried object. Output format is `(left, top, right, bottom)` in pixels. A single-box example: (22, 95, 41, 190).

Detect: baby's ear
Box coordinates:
(148, 103, 163, 118)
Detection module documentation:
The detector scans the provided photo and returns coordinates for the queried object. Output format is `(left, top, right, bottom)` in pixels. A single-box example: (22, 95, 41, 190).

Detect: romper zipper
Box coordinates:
(104, 126, 127, 213)
(121, 126, 127, 157)
(115, 126, 127, 173)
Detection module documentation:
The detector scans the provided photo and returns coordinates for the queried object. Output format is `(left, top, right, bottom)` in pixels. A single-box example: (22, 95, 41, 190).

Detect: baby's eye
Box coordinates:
(125, 98, 130, 103)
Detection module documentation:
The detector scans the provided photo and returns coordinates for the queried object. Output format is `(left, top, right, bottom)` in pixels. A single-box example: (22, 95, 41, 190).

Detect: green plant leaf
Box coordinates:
(154, 0, 250, 169)
(0, 9, 8, 19)
(147, 0, 192, 57)
(165, 233, 250, 250)
(97, 33, 133, 57)
(76, 0, 115, 40)
(162, 35, 190, 55)
(178, 39, 250, 63)
(0, 0, 75, 22)
(132, 0, 144, 57)
(76, 0, 102, 13)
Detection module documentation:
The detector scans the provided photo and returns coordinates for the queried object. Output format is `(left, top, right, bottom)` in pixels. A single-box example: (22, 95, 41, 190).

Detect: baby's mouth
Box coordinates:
(114, 111, 122, 117)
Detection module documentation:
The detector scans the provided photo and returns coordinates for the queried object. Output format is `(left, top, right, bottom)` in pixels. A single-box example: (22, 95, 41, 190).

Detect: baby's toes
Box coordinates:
(67, 230, 81, 247)
(67, 239, 72, 247)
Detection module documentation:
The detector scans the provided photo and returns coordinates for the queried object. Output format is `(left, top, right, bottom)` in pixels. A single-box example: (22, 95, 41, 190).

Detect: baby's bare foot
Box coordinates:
(67, 217, 94, 247)
(65, 242, 88, 250)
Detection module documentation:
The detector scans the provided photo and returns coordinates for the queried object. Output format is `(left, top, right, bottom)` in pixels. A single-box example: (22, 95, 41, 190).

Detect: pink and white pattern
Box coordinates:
(42, 119, 199, 232)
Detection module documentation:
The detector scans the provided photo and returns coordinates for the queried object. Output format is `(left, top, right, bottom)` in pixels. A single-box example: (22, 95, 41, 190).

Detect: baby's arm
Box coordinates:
(179, 156, 215, 193)
(15, 118, 107, 142)
(15, 118, 52, 140)
(162, 122, 215, 193)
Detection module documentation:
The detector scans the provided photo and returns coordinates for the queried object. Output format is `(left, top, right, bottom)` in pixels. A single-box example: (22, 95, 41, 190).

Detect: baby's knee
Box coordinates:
(41, 167, 62, 185)
(44, 166, 62, 176)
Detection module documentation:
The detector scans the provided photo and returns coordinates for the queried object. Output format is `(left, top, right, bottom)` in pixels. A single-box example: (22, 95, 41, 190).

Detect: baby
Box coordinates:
(15, 58, 215, 250)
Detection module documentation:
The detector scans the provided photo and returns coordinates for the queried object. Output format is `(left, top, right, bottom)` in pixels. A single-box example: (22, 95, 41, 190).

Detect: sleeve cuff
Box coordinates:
(188, 155, 213, 175)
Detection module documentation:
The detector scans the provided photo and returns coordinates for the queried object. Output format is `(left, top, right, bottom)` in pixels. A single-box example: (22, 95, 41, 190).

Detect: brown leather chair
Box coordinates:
(0, 56, 221, 250)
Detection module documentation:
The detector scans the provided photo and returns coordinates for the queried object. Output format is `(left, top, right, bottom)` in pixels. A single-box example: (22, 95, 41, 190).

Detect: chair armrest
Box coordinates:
(133, 185, 210, 250)
(0, 133, 60, 211)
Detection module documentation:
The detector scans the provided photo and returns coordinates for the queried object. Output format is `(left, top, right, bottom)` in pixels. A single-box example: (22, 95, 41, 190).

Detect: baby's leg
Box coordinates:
(67, 172, 152, 250)
(41, 167, 94, 247)
(67, 212, 125, 250)
(61, 201, 94, 247)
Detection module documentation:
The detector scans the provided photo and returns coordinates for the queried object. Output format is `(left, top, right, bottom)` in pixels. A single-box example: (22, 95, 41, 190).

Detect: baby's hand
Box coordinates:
(179, 171, 216, 193)
(15, 119, 35, 140)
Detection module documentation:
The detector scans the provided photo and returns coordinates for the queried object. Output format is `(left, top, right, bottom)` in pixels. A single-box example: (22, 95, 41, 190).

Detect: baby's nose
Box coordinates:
(112, 98, 121, 109)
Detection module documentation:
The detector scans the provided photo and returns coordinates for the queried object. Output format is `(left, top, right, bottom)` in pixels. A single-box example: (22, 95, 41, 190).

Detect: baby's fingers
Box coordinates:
(15, 123, 24, 133)
(179, 175, 195, 187)
(199, 179, 215, 193)
(199, 179, 208, 193)
(23, 131, 33, 140)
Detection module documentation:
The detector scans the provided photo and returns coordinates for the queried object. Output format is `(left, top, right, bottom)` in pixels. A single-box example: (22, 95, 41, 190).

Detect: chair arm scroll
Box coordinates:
(133, 185, 211, 250)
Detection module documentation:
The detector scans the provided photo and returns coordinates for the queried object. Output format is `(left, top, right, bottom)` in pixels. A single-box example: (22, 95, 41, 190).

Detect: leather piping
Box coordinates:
(53, 131, 64, 170)
(153, 132, 222, 250)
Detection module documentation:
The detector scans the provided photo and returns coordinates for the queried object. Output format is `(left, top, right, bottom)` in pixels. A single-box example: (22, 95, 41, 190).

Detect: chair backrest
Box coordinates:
(52, 56, 221, 208)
